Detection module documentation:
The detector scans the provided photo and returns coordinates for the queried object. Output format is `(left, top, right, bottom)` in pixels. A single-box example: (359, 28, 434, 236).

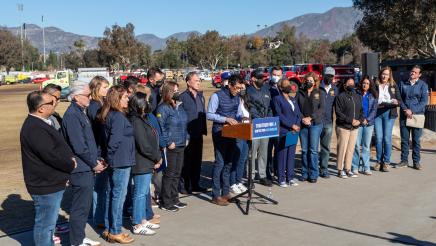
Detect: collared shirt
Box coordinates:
(287, 99, 295, 111)
(378, 84, 391, 104)
(29, 114, 52, 126)
(207, 93, 227, 123)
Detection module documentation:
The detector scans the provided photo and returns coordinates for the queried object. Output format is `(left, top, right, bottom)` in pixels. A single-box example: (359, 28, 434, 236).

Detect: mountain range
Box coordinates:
(1, 7, 362, 53)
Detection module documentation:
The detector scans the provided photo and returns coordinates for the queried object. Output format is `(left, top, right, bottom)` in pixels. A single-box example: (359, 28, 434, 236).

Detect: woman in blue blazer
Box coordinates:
(273, 79, 302, 187)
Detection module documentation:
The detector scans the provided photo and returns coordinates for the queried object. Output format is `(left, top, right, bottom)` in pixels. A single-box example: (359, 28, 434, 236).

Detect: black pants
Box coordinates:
(161, 146, 185, 207)
(69, 171, 94, 245)
(182, 137, 203, 190)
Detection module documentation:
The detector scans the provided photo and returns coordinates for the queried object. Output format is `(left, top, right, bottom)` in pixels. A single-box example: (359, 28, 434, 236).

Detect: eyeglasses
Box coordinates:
(50, 94, 60, 101)
(38, 100, 55, 108)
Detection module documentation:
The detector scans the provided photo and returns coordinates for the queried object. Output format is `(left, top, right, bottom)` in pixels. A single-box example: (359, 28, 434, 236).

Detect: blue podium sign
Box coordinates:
(252, 117, 279, 140)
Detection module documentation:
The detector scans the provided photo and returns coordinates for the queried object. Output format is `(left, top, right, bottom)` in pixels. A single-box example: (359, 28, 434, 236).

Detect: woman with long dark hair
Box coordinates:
(351, 76, 378, 176)
(97, 85, 135, 244)
(156, 81, 189, 212)
(128, 92, 161, 235)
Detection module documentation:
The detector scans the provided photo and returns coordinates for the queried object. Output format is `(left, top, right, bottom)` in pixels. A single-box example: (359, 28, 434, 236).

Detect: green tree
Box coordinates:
(354, 0, 436, 58)
(186, 31, 228, 70)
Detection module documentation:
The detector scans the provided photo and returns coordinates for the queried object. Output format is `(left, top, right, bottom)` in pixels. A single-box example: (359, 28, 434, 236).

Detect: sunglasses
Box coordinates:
(38, 100, 55, 108)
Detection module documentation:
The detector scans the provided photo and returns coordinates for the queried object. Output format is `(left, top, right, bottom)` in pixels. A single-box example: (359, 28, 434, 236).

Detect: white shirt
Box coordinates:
(287, 99, 295, 111)
(378, 84, 391, 104)
(29, 114, 52, 126)
(237, 98, 250, 120)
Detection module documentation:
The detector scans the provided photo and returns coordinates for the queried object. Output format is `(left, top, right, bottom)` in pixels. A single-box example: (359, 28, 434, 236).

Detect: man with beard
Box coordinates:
(146, 68, 165, 113)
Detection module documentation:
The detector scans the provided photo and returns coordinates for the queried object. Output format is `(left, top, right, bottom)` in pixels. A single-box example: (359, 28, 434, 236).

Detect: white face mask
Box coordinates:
(271, 75, 281, 84)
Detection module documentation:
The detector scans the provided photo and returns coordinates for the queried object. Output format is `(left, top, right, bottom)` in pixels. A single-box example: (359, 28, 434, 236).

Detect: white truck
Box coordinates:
(77, 67, 114, 85)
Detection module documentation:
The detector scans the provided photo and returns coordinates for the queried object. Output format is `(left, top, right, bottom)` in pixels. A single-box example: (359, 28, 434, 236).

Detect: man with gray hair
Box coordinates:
(62, 80, 106, 246)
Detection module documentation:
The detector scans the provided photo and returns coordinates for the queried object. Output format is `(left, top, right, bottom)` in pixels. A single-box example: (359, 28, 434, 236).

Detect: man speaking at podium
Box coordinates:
(207, 74, 245, 206)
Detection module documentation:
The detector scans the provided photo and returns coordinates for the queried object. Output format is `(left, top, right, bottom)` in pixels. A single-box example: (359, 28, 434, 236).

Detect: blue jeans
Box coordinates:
(31, 190, 64, 246)
(299, 123, 323, 180)
(145, 193, 154, 220)
(132, 173, 152, 225)
(374, 110, 395, 164)
(400, 118, 423, 164)
(92, 170, 109, 226)
(352, 125, 374, 172)
(106, 167, 131, 235)
(212, 132, 236, 198)
(319, 123, 333, 176)
(230, 139, 248, 185)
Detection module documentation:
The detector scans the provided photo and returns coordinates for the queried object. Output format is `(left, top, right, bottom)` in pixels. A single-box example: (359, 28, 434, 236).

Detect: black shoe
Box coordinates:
(299, 177, 308, 182)
(320, 174, 330, 179)
(174, 202, 187, 209)
(414, 163, 422, 170)
(308, 179, 317, 183)
(259, 178, 273, 187)
(160, 205, 179, 212)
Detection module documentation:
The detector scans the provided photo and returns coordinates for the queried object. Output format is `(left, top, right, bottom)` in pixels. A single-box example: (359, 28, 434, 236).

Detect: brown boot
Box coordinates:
(211, 196, 229, 206)
(373, 162, 381, 171)
(222, 194, 232, 201)
(106, 233, 135, 244)
(381, 163, 390, 172)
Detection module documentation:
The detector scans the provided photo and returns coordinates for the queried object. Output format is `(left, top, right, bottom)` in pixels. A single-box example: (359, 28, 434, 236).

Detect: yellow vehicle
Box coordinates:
(164, 70, 174, 80)
(42, 70, 74, 89)
(5, 75, 18, 85)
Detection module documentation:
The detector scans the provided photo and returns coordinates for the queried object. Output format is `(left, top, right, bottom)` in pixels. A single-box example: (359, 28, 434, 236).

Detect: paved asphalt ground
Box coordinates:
(1, 149, 436, 246)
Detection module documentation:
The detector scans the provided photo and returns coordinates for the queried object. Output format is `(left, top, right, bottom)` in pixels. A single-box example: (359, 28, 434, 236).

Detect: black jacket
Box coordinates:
(20, 115, 75, 195)
(247, 84, 272, 119)
(297, 88, 325, 125)
(376, 83, 402, 119)
(335, 91, 364, 130)
(129, 113, 161, 175)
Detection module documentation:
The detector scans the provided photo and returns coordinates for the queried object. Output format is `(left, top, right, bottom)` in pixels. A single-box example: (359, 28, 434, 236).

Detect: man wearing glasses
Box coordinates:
(207, 74, 244, 206)
(20, 91, 77, 246)
(61, 80, 105, 246)
(42, 84, 63, 131)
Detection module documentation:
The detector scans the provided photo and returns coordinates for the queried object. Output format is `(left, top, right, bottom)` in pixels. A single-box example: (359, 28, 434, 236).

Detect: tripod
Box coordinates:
(229, 140, 278, 215)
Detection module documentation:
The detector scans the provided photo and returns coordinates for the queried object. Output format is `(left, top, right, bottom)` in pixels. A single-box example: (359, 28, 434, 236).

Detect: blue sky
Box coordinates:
(1, 0, 352, 38)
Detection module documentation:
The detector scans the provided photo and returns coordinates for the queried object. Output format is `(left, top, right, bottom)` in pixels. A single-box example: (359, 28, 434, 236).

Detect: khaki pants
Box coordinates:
(336, 127, 359, 171)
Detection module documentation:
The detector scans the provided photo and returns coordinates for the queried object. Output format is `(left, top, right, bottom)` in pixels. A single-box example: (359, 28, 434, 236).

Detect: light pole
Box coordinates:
(42, 15, 46, 66)
(17, 3, 24, 71)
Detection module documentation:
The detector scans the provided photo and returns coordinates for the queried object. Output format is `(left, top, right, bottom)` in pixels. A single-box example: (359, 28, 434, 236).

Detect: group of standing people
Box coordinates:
(21, 68, 209, 245)
(20, 64, 429, 245)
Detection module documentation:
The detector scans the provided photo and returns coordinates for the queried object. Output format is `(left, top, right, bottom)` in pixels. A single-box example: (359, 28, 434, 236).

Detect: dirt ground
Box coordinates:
(0, 82, 434, 236)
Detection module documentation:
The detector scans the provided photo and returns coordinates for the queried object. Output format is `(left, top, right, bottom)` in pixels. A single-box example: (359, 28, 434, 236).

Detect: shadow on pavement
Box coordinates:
(255, 208, 435, 245)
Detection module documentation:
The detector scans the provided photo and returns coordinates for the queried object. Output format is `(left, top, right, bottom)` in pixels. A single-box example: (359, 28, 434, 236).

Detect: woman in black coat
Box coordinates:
(128, 92, 162, 235)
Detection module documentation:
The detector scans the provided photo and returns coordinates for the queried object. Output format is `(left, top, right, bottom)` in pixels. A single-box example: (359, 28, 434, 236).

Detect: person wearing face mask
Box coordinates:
(207, 74, 244, 206)
(273, 79, 301, 187)
(318, 67, 338, 179)
(62, 80, 105, 246)
(266, 66, 283, 181)
(156, 81, 189, 212)
(146, 67, 165, 113)
(297, 72, 325, 183)
(398, 65, 428, 170)
(335, 78, 364, 178)
(374, 67, 402, 172)
(352, 76, 378, 176)
(179, 72, 207, 194)
(246, 70, 273, 187)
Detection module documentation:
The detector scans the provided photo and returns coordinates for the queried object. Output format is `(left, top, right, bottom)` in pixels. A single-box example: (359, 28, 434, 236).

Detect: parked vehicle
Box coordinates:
(5, 75, 18, 85)
(211, 72, 222, 88)
(285, 63, 354, 84)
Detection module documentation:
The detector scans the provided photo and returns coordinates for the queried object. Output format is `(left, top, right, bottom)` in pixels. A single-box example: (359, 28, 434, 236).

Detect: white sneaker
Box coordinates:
(144, 221, 160, 229)
(230, 184, 242, 194)
(133, 225, 156, 236)
(237, 183, 247, 192)
(279, 182, 288, 188)
(81, 237, 101, 246)
(289, 180, 299, 187)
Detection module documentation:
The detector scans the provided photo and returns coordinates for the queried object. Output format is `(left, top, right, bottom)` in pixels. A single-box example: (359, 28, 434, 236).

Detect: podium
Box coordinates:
(222, 117, 280, 215)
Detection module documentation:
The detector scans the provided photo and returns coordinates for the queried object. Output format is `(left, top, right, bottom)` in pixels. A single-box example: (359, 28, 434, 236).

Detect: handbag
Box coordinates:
(406, 114, 425, 128)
